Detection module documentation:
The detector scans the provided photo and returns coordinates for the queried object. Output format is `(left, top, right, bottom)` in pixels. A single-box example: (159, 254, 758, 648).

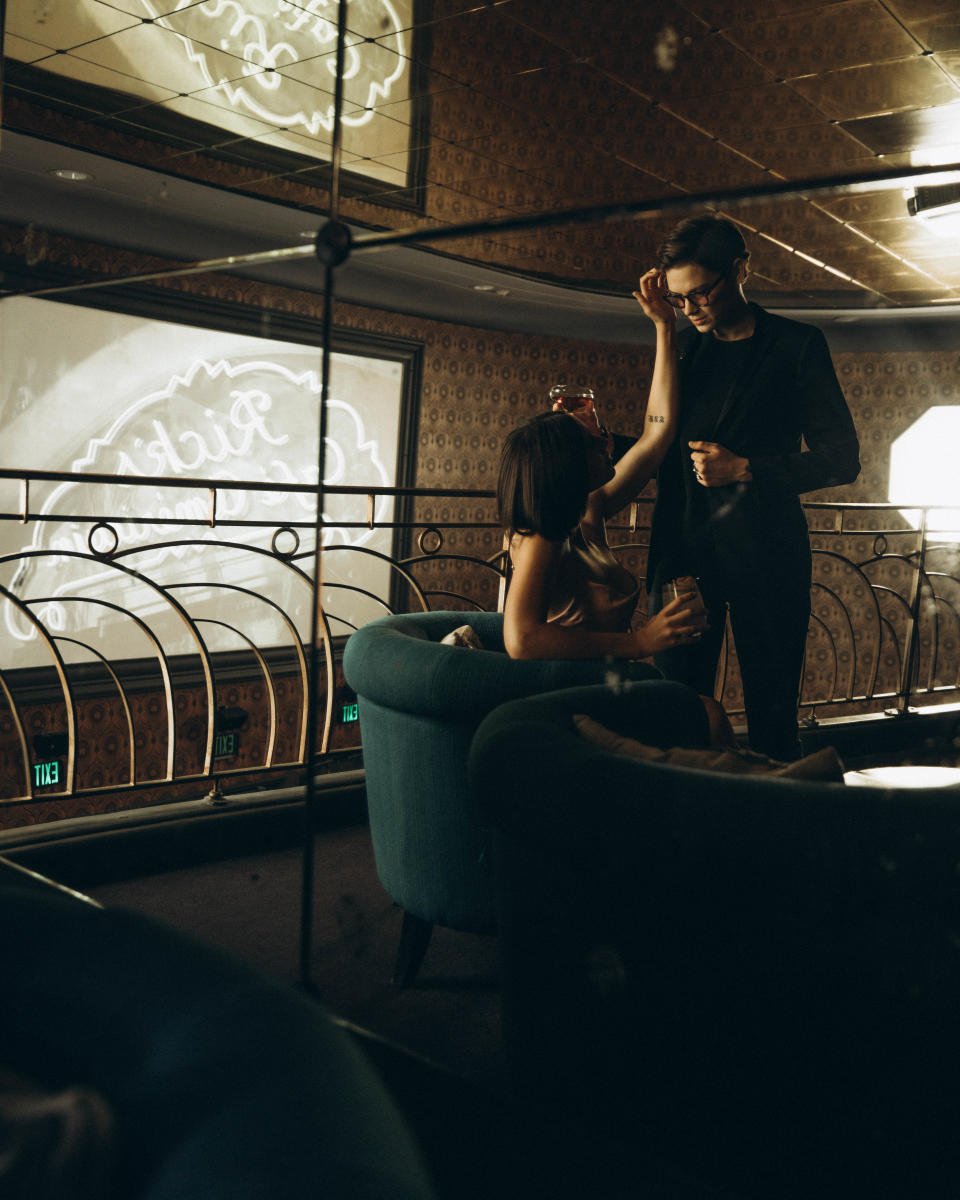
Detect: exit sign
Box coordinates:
(341, 702, 359, 723)
(214, 731, 239, 759)
(33, 760, 60, 787)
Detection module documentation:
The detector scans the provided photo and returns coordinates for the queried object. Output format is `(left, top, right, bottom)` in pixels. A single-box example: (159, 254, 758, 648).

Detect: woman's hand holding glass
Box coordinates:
(633, 593, 704, 658)
(633, 268, 677, 328)
(660, 576, 708, 637)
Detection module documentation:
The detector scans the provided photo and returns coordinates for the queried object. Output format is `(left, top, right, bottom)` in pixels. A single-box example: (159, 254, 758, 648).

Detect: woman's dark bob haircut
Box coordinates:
(656, 214, 750, 274)
(498, 412, 591, 542)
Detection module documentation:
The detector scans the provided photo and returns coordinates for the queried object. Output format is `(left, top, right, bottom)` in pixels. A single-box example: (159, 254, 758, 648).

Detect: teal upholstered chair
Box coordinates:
(469, 685, 960, 1200)
(341, 610, 665, 985)
(0, 882, 437, 1200)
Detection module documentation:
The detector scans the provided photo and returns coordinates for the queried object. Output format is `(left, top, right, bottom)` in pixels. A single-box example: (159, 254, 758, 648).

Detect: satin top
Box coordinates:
(545, 525, 641, 633)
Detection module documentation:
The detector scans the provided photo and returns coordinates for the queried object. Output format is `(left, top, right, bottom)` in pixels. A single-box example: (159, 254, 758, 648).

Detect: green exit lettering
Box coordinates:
(342, 702, 359, 723)
(214, 731, 238, 759)
(33, 760, 60, 787)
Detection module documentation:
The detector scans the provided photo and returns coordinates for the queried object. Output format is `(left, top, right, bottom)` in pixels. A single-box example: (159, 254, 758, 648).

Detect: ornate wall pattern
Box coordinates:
(0, 660, 355, 831)
(2, 223, 959, 827)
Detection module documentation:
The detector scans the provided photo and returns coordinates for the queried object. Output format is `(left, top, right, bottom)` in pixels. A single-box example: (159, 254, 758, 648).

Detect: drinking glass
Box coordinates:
(549, 384, 613, 453)
(660, 575, 708, 638)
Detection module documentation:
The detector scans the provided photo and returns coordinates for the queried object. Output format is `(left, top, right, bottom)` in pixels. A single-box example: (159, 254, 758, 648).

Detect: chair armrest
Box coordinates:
(343, 614, 662, 720)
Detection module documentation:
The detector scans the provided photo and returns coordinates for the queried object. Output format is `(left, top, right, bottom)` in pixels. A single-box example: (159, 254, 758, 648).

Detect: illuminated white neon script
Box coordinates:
(145, 0, 407, 133)
(6, 356, 393, 642)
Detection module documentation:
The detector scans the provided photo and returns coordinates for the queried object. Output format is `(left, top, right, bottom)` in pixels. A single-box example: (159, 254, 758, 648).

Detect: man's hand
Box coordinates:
(689, 440, 752, 487)
(633, 268, 676, 328)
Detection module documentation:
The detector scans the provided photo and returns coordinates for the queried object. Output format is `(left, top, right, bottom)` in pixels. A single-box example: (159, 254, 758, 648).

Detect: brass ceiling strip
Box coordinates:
(7, 160, 960, 302)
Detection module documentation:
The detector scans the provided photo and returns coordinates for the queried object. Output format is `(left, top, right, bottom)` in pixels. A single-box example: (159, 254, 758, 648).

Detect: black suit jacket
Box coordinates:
(647, 303, 861, 592)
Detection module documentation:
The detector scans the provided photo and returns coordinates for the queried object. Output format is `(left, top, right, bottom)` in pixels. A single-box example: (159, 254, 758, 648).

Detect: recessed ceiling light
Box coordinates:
(472, 283, 495, 291)
(299, 230, 317, 240)
(49, 168, 93, 182)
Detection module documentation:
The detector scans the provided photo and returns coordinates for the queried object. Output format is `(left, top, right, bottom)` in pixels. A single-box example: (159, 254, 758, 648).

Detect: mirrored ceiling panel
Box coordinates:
(4, 0, 418, 186)
(3, 0, 960, 307)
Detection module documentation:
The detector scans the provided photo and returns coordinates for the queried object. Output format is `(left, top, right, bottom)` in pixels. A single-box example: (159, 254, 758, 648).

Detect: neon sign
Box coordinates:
(5, 346, 399, 647)
(146, 0, 407, 133)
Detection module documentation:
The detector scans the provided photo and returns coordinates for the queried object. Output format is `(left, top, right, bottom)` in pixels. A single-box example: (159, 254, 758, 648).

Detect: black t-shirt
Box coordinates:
(681, 334, 755, 445)
(674, 334, 755, 564)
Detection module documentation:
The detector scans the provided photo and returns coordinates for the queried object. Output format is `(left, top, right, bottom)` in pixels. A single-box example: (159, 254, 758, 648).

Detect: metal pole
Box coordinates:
(896, 506, 928, 715)
(8, 161, 960, 300)
(299, 0, 351, 992)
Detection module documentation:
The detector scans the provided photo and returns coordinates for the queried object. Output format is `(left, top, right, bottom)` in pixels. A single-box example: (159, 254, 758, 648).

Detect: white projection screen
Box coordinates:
(0, 297, 411, 670)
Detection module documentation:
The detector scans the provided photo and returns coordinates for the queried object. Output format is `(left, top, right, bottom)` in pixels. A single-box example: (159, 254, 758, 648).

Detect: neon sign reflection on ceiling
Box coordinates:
(147, 0, 407, 133)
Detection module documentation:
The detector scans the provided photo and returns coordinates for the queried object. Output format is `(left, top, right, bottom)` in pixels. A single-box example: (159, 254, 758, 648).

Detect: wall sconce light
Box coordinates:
(907, 182, 960, 241)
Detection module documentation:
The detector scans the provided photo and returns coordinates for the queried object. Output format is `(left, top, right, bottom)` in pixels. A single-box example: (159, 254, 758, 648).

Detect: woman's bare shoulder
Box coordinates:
(509, 530, 564, 566)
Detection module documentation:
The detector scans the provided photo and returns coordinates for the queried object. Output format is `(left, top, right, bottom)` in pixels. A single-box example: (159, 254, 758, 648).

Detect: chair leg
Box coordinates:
(392, 911, 433, 988)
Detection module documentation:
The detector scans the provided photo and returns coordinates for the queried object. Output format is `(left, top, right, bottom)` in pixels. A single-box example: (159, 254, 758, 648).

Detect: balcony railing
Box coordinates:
(0, 466, 958, 812)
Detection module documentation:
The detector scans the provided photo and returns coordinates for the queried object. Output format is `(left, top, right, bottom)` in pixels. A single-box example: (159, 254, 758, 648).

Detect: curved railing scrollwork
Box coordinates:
(1, 468, 958, 809)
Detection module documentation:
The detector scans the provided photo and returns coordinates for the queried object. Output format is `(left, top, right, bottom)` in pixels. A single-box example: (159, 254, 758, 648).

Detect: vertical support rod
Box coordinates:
(300, 263, 337, 990)
(328, 0, 349, 223)
(299, 267, 337, 987)
(897, 506, 928, 714)
(300, 0, 350, 992)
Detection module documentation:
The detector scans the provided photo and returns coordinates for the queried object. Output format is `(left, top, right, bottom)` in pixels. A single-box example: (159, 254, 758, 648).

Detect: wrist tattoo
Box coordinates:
(648, 414, 665, 423)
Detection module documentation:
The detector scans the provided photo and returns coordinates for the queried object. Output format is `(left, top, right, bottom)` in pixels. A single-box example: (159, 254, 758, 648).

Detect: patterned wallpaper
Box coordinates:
(0, 660, 355, 829)
(1, 223, 959, 826)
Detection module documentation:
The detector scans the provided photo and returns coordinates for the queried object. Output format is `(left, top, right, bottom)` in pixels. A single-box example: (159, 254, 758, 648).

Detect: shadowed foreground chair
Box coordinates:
(469, 684, 960, 1200)
(0, 883, 437, 1200)
(341, 610, 667, 985)
(0, 871, 734, 1200)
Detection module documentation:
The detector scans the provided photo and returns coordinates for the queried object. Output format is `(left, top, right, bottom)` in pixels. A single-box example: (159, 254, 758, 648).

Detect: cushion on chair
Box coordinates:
(470, 685, 960, 1200)
(572, 714, 846, 781)
(439, 625, 485, 649)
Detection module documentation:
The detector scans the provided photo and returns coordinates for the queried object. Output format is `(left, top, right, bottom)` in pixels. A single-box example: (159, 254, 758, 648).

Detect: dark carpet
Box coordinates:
(87, 824, 507, 1094)
(84, 823, 734, 1199)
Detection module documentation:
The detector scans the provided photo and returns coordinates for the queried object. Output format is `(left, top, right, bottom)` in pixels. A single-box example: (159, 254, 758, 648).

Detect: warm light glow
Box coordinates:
(889, 407, 960, 539)
(50, 168, 94, 182)
(909, 141, 960, 183)
(916, 209, 960, 242)
(906, 141, 960, 240)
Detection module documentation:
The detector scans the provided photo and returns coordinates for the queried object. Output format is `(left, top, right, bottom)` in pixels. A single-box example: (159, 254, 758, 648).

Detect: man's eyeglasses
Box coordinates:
(663, 271, 726, 310)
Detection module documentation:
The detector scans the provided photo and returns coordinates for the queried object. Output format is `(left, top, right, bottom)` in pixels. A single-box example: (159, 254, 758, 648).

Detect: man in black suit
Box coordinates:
(646, 215, 860, 761)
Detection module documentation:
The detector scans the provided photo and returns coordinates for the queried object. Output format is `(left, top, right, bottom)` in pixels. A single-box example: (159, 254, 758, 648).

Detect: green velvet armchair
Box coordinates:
(469, 684, 960, 1200)
(341, 610, 664, 985)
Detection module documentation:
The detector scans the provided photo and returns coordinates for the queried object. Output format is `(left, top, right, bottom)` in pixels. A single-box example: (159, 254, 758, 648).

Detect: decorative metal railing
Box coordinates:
(0, 466, 958, 810)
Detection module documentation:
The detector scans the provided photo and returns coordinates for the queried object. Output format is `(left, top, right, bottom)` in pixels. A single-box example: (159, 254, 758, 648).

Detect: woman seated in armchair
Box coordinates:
(497, 268, 733, 745)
